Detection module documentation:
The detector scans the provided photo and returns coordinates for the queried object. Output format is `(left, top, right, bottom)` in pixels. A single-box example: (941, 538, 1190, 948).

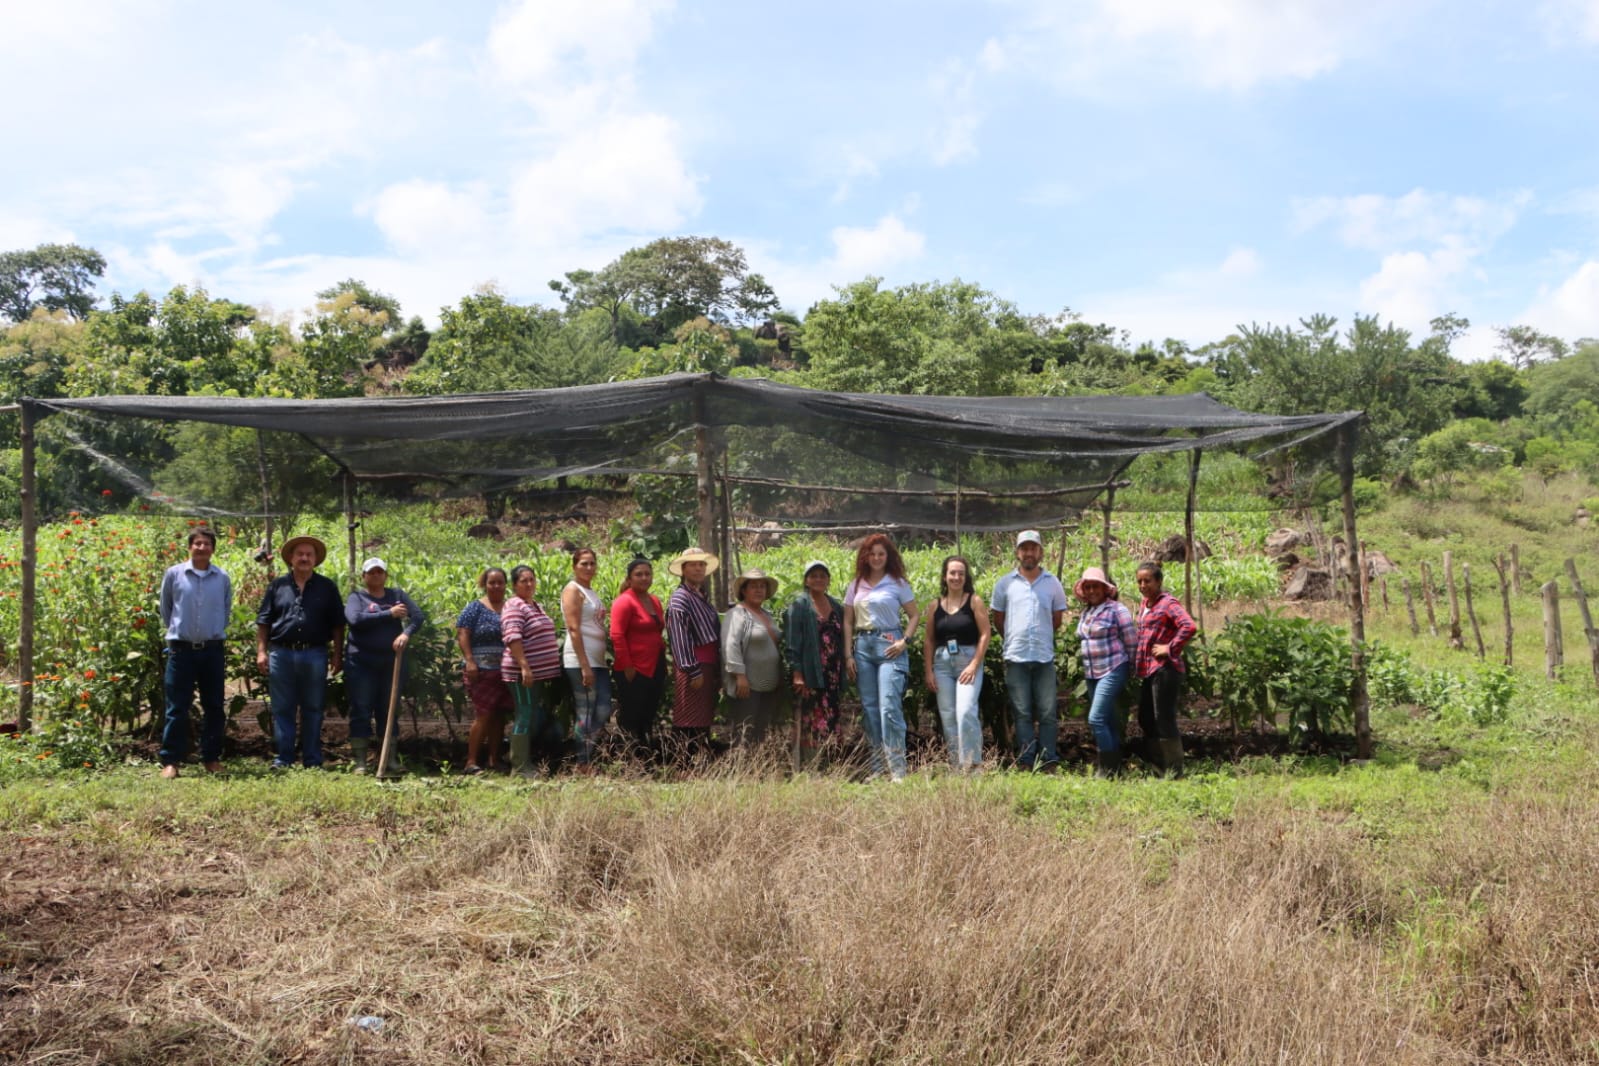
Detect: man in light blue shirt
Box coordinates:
(990, 530, 1067, 771)
(158, 527, 233, 778)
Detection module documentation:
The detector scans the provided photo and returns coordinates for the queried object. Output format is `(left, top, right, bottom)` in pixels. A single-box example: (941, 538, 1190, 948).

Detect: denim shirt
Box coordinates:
(991, 569, 1067, 663)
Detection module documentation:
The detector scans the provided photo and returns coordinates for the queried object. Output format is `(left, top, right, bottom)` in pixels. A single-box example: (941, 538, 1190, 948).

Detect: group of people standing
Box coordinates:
(154, 526, 1197, 780)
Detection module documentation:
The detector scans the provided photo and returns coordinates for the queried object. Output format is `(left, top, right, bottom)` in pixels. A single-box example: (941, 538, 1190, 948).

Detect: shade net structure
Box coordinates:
(21, 374, 1361, 531)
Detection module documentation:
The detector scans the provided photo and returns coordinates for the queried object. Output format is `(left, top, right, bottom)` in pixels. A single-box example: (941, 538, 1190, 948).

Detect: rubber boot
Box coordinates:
(349, 737, 370, 775)
(1158, 738, 1184, 779)
(1094, 750, 1122, 779)
(509, 734, 539, 781)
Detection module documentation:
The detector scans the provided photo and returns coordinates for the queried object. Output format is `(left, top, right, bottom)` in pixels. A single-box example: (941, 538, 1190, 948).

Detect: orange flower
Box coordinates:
(83, 669, 96, 679)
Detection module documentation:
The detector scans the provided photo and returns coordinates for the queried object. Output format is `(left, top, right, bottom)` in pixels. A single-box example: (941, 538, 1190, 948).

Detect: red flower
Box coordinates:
(83, 669, 96, 679)
(101, 489, 113, 497)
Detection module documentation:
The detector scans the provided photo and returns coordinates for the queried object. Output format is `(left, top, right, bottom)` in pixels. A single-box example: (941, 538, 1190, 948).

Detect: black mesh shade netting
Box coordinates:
(23, 374, 1360, 528)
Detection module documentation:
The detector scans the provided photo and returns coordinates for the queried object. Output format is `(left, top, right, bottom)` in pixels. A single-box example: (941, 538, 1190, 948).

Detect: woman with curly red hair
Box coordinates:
(842, 533, 920, 781)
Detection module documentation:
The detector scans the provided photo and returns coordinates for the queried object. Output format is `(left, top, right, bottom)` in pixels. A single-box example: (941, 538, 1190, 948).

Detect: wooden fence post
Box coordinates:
(1543, 580, 1563, 680)
(1380, 574, 1390, 612)
(1358, 541, 1371, 609)
(1402, 577, 1420, 636)
(1563, 558, 1599, 689)
(1443, 550, 1464, 650)
(1511, 544, 1523, 595)
(1420, 559, 1439, 636)
(1492, 554, 1513, 667)
(1462, 563, 1485, 660)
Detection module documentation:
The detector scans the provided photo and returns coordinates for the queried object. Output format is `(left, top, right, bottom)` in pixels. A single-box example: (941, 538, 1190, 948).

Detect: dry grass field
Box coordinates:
(5, 723, 1599, 1065)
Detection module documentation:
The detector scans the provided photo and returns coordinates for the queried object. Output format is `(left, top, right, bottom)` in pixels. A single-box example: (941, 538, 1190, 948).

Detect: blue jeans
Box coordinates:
(269, 647, 329, 767)
(344, 650, 403, 741)
(159, 642, 227, 765)
(1084, 662, 1130, 754)
(567, 666, 615, 764)
(854, 632, 909, 777)
(932, 644, 983, 769)
(1005, 660, 1058, 768)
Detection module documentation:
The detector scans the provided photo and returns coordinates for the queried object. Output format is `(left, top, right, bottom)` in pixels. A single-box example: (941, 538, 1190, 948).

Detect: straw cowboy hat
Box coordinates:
(279, 535, 328, 567)
(667, 546, 721, 577)
(1073, 566, 1118, 601)
(733, 568, 780, 600)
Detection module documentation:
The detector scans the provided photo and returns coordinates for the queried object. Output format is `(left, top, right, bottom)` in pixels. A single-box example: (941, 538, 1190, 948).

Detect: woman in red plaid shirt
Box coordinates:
(1134, 562, 1197, 776)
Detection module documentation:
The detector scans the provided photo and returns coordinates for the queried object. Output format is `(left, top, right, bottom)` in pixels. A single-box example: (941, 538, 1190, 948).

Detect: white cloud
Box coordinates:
(365, 180, 496, 255)
(992, 0, 1406, 93)
(1540, 0, 1599, 43)
(1522, 260, 1599, 340)
(1293, 188, 1530, 252)
(1355, 241, 1477, 332)
(1218, 248, 1261, 277)
(828, 216, 927, 280)
(489, 0, 672, 90)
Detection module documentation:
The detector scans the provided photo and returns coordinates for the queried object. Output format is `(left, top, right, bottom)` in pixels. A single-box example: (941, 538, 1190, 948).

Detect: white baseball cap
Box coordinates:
(1015, 530, 1042, 547)
(361, 557, 389, 574)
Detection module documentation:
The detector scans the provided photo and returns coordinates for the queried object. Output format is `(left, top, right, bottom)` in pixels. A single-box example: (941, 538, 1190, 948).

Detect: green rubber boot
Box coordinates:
(349, 737, 370, 775)
(1158, 738, 1185, 779)
(509, 734, 540, 781)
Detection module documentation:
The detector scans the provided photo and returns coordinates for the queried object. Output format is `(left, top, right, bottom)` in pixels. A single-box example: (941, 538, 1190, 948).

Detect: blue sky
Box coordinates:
(4, 0, 1597, 359)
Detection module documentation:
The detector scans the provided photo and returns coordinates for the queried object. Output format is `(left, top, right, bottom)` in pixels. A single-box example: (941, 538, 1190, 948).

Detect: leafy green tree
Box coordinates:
(551, 236, 779, 344)
(1455, 358, 1527, 422)
(1228, 314, 1455, 477)
(404, 288, 620, 395)
(622, 316, 738, 378)
(0, 243, 107, 322)
(294, 289, 391, 397)
(1523, 341, 1599, 427)
(1495, 324, 1568, 370)
(803, 278, 1033, 395)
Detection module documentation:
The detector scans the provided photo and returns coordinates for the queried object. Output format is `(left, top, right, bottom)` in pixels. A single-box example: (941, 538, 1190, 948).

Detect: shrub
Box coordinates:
(1211, 612, 1354, 743)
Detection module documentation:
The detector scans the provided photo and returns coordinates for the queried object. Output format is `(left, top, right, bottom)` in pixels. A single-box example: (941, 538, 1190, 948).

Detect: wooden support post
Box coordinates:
(952, 466, 961, 544)
(1511, 544, 1522, 595)
(694, 418, 716, 562)
(719, 452, 737, 606)
(1542, 580, 1563, 680)
(1563, 558, 1599, 689)
(343, 471, 358, 582)
(18, 400, 37, 733)
(1443, 551, 1464, 650)
(1183, 446, 1200, 614)
(1402, 577, 1420, 636)
(1420, 559, 1439, 636)
(1100, 484, 1116, 576)
(1462, 563, 1485, 660)
(1492, 554, 1514, 667)
(1358, 540, 1371, 609)
(255, 429, 275, 578)
(1379, 574, 1389, 612)
(1337, 425, 1371, 760)
(1056, 521, 1068, 579)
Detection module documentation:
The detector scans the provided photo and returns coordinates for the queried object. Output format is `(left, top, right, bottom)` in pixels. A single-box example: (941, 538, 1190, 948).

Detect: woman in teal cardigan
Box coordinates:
(784, 560, 846, 757)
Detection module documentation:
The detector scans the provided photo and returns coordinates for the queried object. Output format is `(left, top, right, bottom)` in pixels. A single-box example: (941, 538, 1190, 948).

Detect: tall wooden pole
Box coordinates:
(1493, 553, 1513, 667)
(18, 400, 38, 733)
(1420, 560, 1439, 636)
(1183, 447, 1201, 613)
(1563, 558, 1599, 688)
(343, 471, 358, 582)
(1443, 550, 1464, 650)
(1462, 563, 1485, 660)
(1337, 424, 1371, 760)
(1542, 581, 1562, 680)
(255, 429, 275, 578)
(1100, 484, 1116, 576)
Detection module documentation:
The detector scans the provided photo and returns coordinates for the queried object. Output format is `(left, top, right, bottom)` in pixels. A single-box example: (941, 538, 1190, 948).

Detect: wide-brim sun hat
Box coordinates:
(667, 546, 721, 577)
(280, 534, 328, 567)
(734, 568, 780, 600)
(1073, 566, 1118, 601)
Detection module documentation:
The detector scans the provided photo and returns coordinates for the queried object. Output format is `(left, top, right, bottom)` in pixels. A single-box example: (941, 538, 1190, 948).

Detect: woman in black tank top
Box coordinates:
(921, 556, 992, 771)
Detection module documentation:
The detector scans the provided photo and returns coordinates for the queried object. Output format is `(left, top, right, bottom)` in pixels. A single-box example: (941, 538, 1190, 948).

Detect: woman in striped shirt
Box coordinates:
(1073, 566, 1136, 778)
(666, 547, 722, 756)
(501, 564, 563, 780)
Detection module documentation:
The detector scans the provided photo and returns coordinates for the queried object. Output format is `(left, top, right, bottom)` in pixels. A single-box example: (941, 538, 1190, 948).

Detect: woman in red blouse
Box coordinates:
(1134, 561, 1198, 777)
(610, 557, 666, 759)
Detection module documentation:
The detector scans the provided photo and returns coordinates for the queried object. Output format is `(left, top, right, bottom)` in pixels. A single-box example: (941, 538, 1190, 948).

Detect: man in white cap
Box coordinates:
(989, 530, 1068, 771)
(342, 557, 425, 773)
(254, 535, 345, 769)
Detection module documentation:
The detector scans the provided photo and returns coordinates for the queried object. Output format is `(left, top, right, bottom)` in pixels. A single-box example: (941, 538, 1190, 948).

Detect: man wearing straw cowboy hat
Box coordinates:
(255, 534, 345, 769)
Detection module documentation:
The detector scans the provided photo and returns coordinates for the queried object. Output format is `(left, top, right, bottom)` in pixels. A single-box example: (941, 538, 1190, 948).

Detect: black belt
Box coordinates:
(168, 639, 225, 650)
(271, 641, 325, 651)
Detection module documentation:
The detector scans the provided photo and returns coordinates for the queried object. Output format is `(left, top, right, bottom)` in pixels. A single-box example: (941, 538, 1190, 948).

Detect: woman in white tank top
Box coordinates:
(561, 548, 613, 765)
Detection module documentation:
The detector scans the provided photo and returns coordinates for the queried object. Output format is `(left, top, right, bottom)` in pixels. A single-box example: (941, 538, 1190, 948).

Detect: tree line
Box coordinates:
(2, 237, 1596, 517)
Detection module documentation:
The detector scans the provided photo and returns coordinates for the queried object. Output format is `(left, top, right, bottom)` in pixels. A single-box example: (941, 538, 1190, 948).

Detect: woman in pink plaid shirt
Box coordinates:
(1134, 561, 1197, 777)
(1073, 566, 1136, 778)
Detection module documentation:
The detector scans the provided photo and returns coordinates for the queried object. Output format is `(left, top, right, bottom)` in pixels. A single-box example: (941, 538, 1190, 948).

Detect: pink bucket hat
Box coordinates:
(1073, 566, 1118, 601)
